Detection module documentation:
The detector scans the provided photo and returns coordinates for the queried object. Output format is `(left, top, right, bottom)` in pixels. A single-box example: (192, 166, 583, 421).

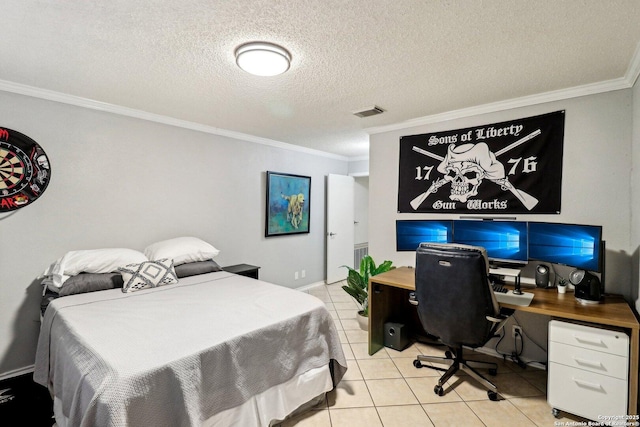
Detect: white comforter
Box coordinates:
(34, 271, 346, 427)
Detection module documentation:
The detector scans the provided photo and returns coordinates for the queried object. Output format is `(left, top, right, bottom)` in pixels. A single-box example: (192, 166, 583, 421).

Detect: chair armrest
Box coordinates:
(486, 315, 504, 323)
(409, 291, 418, 306)
(486, 307, 515, 334)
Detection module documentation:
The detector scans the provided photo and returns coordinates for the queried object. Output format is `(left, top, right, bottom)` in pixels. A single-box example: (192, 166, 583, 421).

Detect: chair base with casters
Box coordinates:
(413, 346, 500, 401)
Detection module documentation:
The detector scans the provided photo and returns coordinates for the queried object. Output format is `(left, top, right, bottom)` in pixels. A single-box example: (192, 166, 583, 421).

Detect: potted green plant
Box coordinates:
(342, 255, 395, 330)
(557, 278, 567, 294)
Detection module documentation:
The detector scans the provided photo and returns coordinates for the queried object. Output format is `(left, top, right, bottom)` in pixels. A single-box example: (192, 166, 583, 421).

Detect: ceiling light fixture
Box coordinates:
(235, 42, 291, 76)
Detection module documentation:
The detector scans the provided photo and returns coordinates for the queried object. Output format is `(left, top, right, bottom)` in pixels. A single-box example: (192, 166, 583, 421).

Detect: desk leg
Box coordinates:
(368, 280, 386, 355)
(629, 327, 639, 415)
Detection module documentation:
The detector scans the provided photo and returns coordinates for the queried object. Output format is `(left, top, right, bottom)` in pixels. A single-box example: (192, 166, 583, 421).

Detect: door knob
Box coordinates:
(328, 232, 337, 236)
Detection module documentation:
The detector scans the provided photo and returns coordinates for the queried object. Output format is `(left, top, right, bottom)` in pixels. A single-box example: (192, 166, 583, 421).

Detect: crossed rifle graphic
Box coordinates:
(410, 129, 541, 211)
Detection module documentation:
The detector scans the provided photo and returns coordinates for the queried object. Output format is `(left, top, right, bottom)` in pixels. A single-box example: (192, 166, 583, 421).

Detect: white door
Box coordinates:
(326, 174, 354, 284)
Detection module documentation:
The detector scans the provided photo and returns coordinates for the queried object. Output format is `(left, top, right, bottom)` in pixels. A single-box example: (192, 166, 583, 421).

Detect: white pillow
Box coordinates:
(43, 248, 148, 289)
(119, 258, 178, 293)
(144, 237, 220, 266)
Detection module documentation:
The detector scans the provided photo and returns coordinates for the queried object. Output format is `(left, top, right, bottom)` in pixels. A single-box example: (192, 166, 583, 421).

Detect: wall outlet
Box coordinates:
(294, 271, 299, 280)
(512, 325, 522, 339)
(301, 270, 306, 278)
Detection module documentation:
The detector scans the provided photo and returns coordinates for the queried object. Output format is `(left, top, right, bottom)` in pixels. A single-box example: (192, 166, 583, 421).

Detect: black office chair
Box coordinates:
(411, 242, 513, 401)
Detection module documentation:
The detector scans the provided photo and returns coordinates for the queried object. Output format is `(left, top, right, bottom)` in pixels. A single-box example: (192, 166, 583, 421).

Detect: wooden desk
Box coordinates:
(369, 266, 640, 415)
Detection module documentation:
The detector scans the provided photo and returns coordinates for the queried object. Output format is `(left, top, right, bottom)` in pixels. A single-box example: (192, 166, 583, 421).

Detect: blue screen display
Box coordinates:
(528, 222, 602, 272)
(396, 220, 453, 251)
(453, 220, 529, 264)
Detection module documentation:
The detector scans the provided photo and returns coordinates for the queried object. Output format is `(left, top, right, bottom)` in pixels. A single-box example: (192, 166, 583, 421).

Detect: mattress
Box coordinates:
(34, 271, 347, 426)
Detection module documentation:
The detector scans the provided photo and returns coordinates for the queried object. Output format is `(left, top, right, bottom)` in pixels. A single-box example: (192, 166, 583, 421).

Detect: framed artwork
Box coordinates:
(265, 171, 311, 237)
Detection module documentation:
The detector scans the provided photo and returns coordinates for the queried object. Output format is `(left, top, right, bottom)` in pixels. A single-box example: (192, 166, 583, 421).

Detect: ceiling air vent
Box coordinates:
(353, 106, 385, 118)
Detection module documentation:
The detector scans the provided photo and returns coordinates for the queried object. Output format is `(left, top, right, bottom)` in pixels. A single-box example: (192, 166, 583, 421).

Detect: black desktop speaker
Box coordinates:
(535, 264, 550, 288)
(570, 269, 602, 304)
(384, 322, 409, 351)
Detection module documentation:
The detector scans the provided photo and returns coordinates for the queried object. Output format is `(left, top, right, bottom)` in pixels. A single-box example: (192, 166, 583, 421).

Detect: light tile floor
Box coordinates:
(279, 281, 590, 427)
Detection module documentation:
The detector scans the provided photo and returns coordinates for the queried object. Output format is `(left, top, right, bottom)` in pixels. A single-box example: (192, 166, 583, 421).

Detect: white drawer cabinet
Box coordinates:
(548, 320, 629, 420)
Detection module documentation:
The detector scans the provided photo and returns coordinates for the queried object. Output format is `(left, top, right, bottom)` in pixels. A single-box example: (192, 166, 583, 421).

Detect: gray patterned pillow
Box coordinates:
(119, 258, 178, 293)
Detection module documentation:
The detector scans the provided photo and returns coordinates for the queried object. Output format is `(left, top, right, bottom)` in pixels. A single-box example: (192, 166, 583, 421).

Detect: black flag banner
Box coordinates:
(398, 110, 565, 214)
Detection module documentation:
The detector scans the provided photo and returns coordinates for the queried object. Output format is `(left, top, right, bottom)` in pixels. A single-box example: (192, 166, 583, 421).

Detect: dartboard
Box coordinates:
(0, 127, 51, 212)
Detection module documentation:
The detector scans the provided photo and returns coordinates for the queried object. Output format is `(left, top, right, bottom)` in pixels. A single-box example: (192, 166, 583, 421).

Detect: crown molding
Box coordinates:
(366, 77, 632, 135)
(0, 80, 350, 162)
(367, 42, 640, 135)
(347, 155, 369, 162)
(626, 41, 640, 87)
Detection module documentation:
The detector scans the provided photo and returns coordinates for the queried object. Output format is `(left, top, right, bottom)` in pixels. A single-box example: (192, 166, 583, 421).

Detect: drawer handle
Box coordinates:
(573, 357, 603, 369)
(573, 334, 604, 346)
(572, 377, 603, 391)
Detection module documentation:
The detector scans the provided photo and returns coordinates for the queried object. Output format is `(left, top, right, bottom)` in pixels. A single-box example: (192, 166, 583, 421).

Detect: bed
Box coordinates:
(34, 238, 347, 427)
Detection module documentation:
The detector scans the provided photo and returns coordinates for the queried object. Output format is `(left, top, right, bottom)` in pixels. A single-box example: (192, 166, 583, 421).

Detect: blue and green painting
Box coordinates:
(267, 174, 310, 235)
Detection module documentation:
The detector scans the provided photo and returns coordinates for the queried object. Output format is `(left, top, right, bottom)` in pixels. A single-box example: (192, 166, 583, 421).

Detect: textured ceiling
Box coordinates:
(3, 1, 640, 158)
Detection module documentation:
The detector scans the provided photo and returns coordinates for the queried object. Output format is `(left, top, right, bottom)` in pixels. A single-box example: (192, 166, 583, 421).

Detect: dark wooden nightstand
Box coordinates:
(222, 264, 260, 279)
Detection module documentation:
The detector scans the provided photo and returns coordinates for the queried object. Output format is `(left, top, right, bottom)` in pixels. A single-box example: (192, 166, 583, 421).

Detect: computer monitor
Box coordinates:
(396, 220, 453, 251)
(528, 222, 602, 272)
(452, 220, 529, 265)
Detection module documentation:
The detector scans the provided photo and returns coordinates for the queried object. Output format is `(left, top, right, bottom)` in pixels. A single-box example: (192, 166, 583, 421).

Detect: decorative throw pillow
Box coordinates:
(119, 259, 178, 293)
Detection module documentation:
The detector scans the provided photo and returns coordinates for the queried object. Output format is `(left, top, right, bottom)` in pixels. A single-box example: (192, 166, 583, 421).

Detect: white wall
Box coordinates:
(0, 91, 348, 376)
(369, 89, 634, 362)
(632, 75, 640, 313)
(348, 158, 369, 176)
